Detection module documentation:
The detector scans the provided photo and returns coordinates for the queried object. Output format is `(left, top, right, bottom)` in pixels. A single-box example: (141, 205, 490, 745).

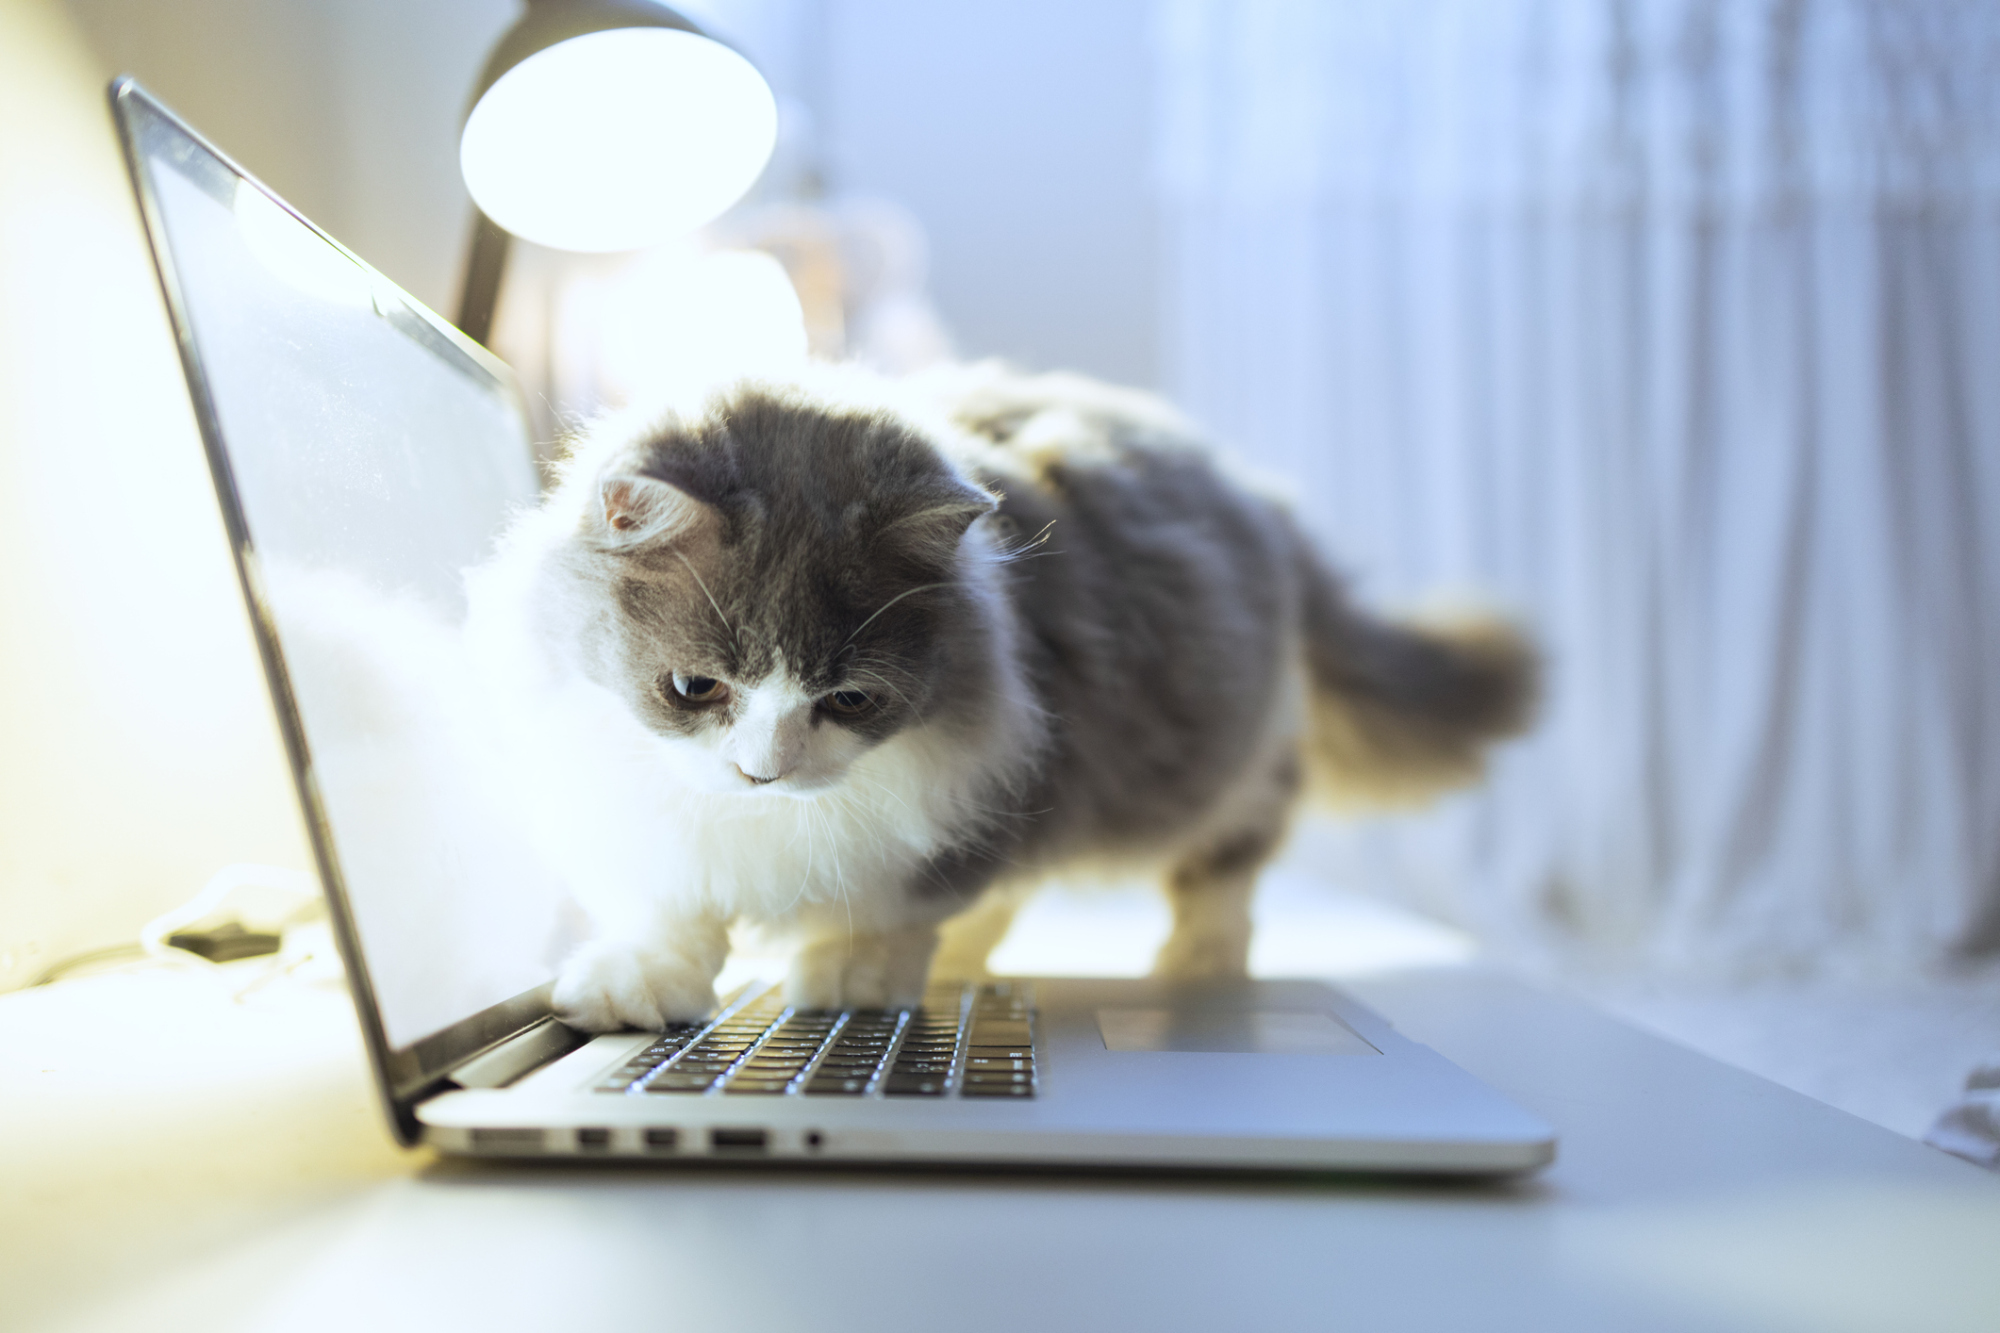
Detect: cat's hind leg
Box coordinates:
(1152, 755, 1300, 981)
(931, 885, 1029, 979)
(788, 923, 941, 1011)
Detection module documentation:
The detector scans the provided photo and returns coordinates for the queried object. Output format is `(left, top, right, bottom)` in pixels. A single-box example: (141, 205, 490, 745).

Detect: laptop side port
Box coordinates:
(469, 1127, 544, 1152)
(575, 1127, 612, 1152)
(710, 1127, 768, 1154)
(643, 1127, 679, 1153)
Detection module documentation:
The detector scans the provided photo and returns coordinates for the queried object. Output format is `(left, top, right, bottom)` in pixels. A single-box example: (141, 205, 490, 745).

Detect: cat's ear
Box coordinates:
(596, 474, 712, 547)
(879, 478, 999, 563)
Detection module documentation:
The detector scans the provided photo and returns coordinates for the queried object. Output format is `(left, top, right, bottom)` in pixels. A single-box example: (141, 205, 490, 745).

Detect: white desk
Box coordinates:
(4, 963, 1996, 1333)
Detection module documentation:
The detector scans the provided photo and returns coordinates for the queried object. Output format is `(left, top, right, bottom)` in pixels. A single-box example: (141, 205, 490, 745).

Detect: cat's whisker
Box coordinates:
(846, 770, 915, 817)
(674, 551, 738, 652)
(841, 581, 959, 649)
(811, 798, 858, 948)
(796, 800, 821, 909)
(992, 519, 1061, 564)
(822, 801, 852, 908)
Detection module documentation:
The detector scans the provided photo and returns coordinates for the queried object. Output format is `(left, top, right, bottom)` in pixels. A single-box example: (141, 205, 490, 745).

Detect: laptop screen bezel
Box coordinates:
(110, 78, 567, 1145)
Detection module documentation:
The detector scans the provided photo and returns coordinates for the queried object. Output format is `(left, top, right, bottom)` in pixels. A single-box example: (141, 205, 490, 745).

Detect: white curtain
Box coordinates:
(1154, 0, 2000, 977)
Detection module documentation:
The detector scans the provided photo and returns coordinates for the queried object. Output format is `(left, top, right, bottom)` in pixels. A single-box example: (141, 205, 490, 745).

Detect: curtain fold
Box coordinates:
(1155, 0, 2000, 975)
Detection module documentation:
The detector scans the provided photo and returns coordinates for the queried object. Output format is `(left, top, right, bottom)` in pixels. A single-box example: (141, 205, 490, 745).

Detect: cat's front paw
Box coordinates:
(553, 938, 718, 1031)
(787, 926, 938, 1011)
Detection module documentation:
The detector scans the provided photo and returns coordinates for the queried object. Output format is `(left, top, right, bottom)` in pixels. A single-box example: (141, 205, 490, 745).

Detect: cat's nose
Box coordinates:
(735, 765, 781, 785)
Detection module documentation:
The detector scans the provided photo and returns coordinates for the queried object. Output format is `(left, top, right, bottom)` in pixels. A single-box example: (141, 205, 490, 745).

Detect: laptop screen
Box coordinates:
(122, 87, 575, 1056)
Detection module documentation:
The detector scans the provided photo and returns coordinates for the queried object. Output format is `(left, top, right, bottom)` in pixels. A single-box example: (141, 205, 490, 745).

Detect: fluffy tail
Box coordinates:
(1296, 548, 1538, 808)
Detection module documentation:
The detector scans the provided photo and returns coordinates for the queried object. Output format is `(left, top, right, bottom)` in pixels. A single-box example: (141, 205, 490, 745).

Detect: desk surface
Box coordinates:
(4, 963, 1996, 1333)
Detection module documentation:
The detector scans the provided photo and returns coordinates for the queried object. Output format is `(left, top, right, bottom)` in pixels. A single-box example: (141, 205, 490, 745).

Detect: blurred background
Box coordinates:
(5, 0, 2000, 1145)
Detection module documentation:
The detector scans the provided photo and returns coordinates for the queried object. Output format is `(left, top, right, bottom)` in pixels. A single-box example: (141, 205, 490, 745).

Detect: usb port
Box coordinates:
(575, 1127, 611, 1151)
(710, 1127, 768, 1153)
(643, 1127, 678, 1152)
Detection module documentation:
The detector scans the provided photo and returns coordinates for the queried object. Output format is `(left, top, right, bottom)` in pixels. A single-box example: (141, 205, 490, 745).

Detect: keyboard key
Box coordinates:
(960, 1082, 1034, 1098)
(966, 1057, 1032, 1071)
(963, 1071, 1033, 1086)
(805, 1077, 870, 1095)
(883, 1075, 947, 1096)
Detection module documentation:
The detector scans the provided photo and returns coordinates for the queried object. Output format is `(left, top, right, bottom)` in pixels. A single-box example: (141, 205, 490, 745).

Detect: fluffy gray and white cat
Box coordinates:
(466, 363, 1533, 1031)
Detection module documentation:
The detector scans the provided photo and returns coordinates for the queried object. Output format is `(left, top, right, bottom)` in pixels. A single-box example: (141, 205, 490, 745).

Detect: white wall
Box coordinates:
(821, 0, 1159, 387)
(0, 0, 313, 989)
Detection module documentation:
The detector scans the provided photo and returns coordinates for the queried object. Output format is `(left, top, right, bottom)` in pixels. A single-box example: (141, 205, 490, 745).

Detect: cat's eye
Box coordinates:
(667, 673, 730, 706)
(822, 689, 874, 716)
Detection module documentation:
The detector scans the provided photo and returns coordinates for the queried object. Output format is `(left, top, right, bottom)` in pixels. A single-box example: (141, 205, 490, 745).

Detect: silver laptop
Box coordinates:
(115, 79, 1554, 1175)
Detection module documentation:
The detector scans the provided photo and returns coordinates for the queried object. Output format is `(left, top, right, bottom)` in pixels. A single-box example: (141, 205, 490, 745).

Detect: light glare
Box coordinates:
(596, 245, 808, 402)
(460, 29, 778, 253)
(233, 184, 374, 307)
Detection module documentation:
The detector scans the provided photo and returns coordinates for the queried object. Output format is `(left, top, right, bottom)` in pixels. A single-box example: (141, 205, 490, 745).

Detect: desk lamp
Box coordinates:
(455, 0, 778, 345)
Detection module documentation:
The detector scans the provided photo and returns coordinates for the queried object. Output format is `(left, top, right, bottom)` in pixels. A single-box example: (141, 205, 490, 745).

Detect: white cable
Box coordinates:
(139, 863, 320, 963)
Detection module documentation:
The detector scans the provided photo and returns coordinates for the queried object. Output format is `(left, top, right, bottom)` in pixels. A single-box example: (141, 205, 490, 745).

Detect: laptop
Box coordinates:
(114, 79, 1555, 1174)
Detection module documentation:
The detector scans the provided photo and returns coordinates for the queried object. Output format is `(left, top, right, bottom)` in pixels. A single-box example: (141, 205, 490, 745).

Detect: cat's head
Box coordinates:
(555, 383, 998, 797)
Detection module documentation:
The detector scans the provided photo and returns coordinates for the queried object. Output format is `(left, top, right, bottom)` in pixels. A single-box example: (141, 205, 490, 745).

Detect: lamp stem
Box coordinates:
(457, 209, 513, 347)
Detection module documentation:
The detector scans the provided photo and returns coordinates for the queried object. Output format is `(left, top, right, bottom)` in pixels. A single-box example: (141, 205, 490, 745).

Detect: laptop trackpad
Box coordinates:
(1096, 1008, 1379, 1055)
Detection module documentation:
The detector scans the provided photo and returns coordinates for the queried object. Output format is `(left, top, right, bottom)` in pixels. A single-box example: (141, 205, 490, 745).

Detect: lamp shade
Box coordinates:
(460, 3, 777, 253)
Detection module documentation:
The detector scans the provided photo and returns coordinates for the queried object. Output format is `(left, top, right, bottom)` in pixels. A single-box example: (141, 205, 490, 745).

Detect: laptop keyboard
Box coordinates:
(592, 981, 1037, 1100)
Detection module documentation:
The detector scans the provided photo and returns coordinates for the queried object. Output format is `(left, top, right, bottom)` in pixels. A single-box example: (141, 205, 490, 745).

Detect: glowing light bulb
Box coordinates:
(460, 28, 777, 253)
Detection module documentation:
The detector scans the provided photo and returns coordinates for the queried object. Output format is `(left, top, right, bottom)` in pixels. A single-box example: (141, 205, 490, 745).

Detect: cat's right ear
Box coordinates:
(595, 474, 710, 547)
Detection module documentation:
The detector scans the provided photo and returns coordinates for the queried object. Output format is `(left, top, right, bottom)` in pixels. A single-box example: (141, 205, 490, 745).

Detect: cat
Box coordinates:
(464, 362, 1535, 1031)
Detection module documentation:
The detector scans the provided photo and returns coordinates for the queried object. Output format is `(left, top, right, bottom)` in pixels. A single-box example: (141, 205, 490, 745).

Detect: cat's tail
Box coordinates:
(1294, 545, 1538, 808)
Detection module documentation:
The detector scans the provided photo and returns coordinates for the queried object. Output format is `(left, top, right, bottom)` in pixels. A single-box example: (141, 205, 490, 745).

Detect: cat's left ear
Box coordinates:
(879, 478, 999, 563)
(596, 473, 712, 547)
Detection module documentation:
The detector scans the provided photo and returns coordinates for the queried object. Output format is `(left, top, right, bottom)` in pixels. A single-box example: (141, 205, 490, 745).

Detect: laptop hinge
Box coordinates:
(446, 1017, 587, 1090)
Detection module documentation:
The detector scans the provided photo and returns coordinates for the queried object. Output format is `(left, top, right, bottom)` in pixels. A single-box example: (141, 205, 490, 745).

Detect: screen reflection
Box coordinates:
(142, 130, 575, 1050)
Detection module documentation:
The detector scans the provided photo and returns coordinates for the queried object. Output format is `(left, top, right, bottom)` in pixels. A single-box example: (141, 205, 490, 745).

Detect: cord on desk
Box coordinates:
(27, 863, 322, 990)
